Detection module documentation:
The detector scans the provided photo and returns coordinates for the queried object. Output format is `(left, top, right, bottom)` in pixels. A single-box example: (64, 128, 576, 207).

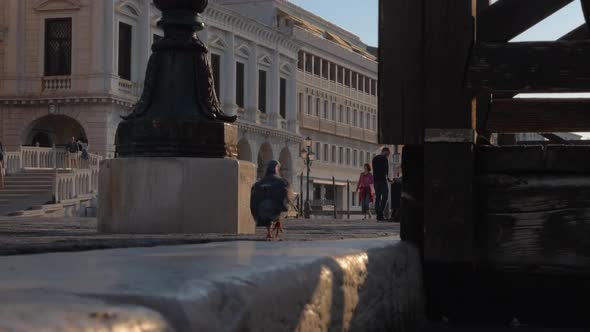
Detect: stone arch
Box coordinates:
(279, 146, 293, 185)
(237, 138, 253, 162)
(22, 114, 87, 148)
(256, 142, 273, 179)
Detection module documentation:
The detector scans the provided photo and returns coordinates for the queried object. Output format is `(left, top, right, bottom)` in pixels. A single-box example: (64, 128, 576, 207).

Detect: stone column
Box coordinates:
(267, 49, 280, 127)
(246, 42, 259, 122)
(222, 32, 237, 116)
(4, 0, 20, 95)
(137, 0, 152, 84)
(287, 59, 298, 133)
(104, 0, 116, 92)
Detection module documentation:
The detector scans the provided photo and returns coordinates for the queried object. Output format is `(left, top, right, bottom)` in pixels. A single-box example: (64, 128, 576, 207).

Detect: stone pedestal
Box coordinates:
(98, 158, 256, 234)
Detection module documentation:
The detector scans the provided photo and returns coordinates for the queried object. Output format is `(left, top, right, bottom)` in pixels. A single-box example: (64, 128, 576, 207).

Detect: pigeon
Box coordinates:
(250, 160, 291, 240)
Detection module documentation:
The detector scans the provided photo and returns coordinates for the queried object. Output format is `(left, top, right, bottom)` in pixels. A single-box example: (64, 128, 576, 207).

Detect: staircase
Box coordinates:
(0, 170, 55, 216)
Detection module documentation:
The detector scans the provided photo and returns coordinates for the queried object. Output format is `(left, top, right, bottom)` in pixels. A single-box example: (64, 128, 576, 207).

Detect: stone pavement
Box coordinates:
(0, 217, 399, 255)
(0, 238, 423, 331)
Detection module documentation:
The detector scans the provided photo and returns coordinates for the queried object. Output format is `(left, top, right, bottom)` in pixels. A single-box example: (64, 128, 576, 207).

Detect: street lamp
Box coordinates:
(301, 137, 315, 218)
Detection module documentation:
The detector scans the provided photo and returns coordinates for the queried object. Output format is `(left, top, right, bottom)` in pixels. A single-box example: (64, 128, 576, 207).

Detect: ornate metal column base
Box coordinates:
(115, 0, 237, 158)
(116, 120, 237, 158)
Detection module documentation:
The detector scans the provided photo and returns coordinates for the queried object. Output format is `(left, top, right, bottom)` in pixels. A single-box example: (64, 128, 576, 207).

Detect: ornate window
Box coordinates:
(211, 54, 221, 99)
(280, 78, 287, 119)
(258, 70, 267, 113)
(298, 51, 304, 70)
(305, 53, 312, 73)
(329, 63, 336, 82)
(236, 62, 245, 108)
(313, 56, 321, 76)
(315, 143, 321, 161)
(322, 59, 329, 79)
(118, 22, 132, 80)
(44, 18, 72, 76)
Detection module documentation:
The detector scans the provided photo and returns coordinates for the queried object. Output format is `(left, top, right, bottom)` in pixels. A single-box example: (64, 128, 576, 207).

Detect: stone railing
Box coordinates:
(54, 168, 99, 203)
(118, 79, 143, 97)
(42, 76, 72, 92)
(19, 146, 102, 170)
(4, 152, 22, 175)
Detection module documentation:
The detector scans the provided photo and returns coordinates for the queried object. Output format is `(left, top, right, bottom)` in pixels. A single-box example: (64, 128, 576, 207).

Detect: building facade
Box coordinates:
(217, 0, 394, 212)
(0, 0, 303, 191)
(0, 0, 393, 212)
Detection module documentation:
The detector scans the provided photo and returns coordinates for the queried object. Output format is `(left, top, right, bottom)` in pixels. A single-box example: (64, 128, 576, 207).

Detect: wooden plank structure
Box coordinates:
(380, 0, 590, 327)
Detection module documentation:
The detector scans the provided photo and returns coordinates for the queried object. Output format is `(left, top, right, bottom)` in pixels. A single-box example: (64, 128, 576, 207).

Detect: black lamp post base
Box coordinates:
(116, 119, 238, 158)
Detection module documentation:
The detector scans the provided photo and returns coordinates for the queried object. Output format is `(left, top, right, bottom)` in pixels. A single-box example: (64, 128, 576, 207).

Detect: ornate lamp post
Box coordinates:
(99, 0, 256, 235)
(115, 0, 237, 158)
(300, 137, 315, 219)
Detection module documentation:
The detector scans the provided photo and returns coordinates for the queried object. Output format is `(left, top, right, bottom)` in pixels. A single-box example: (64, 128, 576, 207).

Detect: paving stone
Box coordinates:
(0, 217, 400, 255)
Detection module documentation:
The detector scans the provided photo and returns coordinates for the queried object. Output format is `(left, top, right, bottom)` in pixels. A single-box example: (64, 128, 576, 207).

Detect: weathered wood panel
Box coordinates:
(487, 98, 590, 132)
(425, 143, 476, 261)
(400, 145, 424, 247)
(468, 41, 590, 93)
(378, 0, 424, 144)
(477, 0, 574, 42)
(477, 145, 545, 173)
(479, 174, 590, 275)
(478, 145, 590, 173)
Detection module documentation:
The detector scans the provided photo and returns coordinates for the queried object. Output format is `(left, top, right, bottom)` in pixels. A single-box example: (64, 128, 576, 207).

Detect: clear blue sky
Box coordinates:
(287, 0, 586, 46)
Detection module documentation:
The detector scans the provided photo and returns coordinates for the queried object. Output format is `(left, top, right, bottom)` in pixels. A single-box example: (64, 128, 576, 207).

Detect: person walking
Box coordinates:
(356, 163, 374, 220)
(66, 137, 79, 169)
(0, 141, 4, 190)
(372, 147, 391, 221)
(250, 160, 292, 241)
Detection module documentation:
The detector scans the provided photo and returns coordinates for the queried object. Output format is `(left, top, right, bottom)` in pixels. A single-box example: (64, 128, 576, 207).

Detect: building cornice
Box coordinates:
(203, 3, 302, 57)
(237, 120, 303, 143)
(0, 95, 135, 108)
(273, 0, 365, 48)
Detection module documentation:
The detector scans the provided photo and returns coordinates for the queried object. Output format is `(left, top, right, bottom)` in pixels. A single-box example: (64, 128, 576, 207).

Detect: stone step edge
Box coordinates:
(7, 194, 95, 217)
(0, 241, 425, 331)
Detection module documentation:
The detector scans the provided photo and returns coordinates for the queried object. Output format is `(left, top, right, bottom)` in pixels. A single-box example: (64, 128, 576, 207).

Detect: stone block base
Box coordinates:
(98, 158, 256, 234)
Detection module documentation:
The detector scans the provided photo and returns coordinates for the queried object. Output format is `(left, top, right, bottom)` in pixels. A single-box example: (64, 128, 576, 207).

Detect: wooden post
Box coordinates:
(423, 0, 476, 262)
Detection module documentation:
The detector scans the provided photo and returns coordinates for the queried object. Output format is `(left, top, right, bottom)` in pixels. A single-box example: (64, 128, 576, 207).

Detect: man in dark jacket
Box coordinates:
(372, 147, 391, 221)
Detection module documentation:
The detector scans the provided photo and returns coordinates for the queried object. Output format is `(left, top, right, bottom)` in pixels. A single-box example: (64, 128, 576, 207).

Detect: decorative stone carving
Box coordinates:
(33, 0, 81, 12)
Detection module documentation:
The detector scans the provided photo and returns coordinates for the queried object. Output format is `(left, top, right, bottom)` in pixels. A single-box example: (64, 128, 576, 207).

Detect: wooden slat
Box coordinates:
(477, 0, 574, 42)
(378, 0, 424, 144)
(477, 145, 590, 173)
(560, 24, 589, 40)
(479, 174, 590, 276)
(468, 41, 590, 93)
(487, 98, 590, 132)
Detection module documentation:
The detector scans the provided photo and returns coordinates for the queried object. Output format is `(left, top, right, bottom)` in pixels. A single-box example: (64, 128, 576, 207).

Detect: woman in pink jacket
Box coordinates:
(356, 163, 374, 220)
